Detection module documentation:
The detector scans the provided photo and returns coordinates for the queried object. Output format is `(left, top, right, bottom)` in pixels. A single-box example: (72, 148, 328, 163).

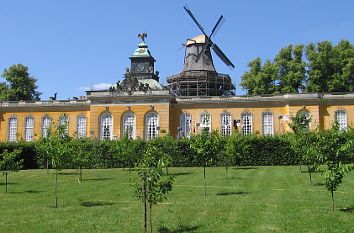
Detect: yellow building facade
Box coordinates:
(1, 38, 354, 142)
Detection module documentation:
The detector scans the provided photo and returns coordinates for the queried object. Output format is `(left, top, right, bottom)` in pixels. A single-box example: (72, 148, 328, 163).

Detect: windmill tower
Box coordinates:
(167, 6, 235, 97)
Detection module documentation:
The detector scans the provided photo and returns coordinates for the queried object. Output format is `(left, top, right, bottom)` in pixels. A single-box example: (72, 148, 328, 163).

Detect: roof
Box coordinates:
(186, 34, 207, 46)
(131, 42, 153, 58)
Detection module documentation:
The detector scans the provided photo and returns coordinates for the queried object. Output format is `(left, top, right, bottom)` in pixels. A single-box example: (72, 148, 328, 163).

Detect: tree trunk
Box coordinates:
(80, 165, 83, 182)
(332, 190, 335, 211)
(5, 172, 8, 193)
(166, 167, 169, 175)
(149, 204, 153, 233)
(55, 170, 58, 208)
(307, 165, 312, 185)
(129, 167, 132, 186)
(143, 173, 147, 233)
(203, 165, 206, 196)
(46, 158, 49, 174)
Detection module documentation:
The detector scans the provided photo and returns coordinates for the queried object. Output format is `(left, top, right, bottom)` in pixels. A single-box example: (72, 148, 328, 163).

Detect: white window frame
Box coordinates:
(42, 116, 51, 138)
(122, 112, 136, 139)
(8, 116, 18, 142)
(241, 112, 252, 135)
(179, 113, 192, 138)
(262, 112, 274, 136)
(220, 112, 232, 136)
(145, 112, 159, 140)
(200, 111, 211, 133)
(100, 113, 113, 140)
(335, 110, 347, 131)
(77, 115, 87, 138)
(25, 116, 34, 142)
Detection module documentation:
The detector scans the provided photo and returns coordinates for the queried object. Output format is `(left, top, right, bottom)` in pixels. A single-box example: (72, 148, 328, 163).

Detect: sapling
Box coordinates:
(0, 149, 23, 193)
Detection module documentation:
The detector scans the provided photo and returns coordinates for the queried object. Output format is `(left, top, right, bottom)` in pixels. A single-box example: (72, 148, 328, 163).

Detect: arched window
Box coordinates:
(100, 113, 113, 140)
(179, 113, 192, 138)
(335, 110, 347, 131)
(42, 116, 51, 138)
(122, 112, 135, 139)
(145, 112, 158, 140)
(241, 112, 252, 135)
(77, 115, 87, 138)
(200, 111, 211, 132)
(59, 114, 69, 135)
(220, 112, 231, 136)
(8, 116, 18, 142)
(25, 116, 34, 142)
(262, 112, 274, 136)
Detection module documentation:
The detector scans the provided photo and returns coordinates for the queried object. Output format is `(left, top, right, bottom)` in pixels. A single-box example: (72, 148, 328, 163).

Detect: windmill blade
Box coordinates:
(210, 15, 225, 37)
(183, 6, 207, 35)
(211, 43, 235, 68)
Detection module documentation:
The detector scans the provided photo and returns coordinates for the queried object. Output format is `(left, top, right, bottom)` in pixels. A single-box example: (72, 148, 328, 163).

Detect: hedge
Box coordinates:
(1, 131, 352, 169)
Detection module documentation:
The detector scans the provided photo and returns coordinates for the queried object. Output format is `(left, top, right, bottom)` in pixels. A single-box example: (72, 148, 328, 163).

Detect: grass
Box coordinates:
(0, 166, 354, 233)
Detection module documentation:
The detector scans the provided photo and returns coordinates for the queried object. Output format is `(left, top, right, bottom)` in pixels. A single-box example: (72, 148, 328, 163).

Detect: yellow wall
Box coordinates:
(1, 97, 354, 142)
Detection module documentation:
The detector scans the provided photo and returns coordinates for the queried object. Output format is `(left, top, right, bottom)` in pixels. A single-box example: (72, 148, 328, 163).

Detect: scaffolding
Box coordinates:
(167, 70, 235, 97)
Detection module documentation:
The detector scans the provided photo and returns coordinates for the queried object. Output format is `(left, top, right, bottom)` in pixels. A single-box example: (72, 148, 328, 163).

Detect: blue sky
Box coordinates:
(1, 0, 353, 99)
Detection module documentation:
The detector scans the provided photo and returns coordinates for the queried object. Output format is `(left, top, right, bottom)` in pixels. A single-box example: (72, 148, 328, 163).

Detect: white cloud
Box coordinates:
(79, 83, 112, 91)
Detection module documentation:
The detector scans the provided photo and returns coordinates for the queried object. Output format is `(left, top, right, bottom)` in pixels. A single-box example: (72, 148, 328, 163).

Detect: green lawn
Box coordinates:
(0, 166, 354, 233)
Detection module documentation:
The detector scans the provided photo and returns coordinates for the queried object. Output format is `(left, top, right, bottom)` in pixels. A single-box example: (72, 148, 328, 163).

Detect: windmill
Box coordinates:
(183, 6, 235, 72)
(166, 6, 236, 97)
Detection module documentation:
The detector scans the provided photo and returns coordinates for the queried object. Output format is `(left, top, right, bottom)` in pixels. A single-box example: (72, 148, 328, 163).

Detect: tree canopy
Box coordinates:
(241, 40, 354, 95)
(0, 64, 41, 101)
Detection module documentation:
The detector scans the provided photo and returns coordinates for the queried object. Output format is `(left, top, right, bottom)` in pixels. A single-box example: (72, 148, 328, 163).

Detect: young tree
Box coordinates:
(0, 149, 23, 193)
(40, 122, 72, 207)
(190, 129, 220, 196)
(317, 124, 353, 210)
(135, 144, 174, 233)
(1, 64, 41, 101)
(291, 132, 319, 184)
(69, 138, 93, 182)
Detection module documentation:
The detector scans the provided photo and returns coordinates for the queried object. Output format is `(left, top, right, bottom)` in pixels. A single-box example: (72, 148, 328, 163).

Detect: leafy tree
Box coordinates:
(317, 124, 353, 210)
(69, 139, 93, 182)
(1, 64, 41, 101)
(240, 58, 278, 95)
(288, 111, 312, 134)
(190, 129, 221, 196)
(291, 132, 319, 184)
(275, 45, 306, 93)
(306, 40, 354, 92)
(40, 122, 72, 207)
(0, 149, 23, 193)
(135, 144, 174, 233)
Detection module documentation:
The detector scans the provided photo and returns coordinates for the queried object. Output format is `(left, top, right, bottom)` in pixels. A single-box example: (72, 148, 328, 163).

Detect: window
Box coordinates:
(220, 112, 231, 136)
(262, 112, 274, 136)
(59, 114, 69, 135)
(241, 112, 252, 135)
(200, 111, 211, 132)
(335, 110, 347, 131)
(100, 113, 113, 140)
(122, 112, 135, 139)
(145, 112, 158, 140)
(77, 115, 87, 138)
(8, 117, 18, 142)
(179, 113, 192, 138)
(42, 116, 51, 138)
(25, 116, 34, 142)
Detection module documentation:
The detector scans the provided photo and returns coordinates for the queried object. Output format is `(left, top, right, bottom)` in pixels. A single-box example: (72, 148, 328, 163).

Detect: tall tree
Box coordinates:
(1, 64, 41, 101)
(240, 58, 277, 95)
(275, 45, 306, 93)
